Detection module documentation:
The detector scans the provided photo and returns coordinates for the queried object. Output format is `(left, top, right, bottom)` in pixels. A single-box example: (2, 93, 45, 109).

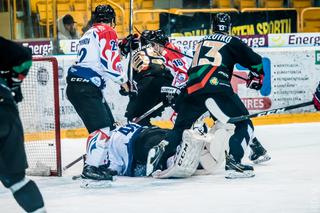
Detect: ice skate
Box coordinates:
(249, 138, 271, 164)
(225, 153, 255, 179)
(80, 165, 113, 188)
(146, 140, 169, 176)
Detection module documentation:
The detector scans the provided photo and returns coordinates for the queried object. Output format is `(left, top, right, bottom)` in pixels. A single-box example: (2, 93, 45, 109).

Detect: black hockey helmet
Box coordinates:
(140, 30, 156, 46)
(93, 5, 116, 25)
(212, 13, 231, 33)
(153, 29, 169, 45)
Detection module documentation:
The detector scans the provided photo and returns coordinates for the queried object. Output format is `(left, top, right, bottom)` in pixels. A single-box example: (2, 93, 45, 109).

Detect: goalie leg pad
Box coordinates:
(152, 129, 206, 179)
(199, 128, 230, 174)
(85, 127, 110, 167)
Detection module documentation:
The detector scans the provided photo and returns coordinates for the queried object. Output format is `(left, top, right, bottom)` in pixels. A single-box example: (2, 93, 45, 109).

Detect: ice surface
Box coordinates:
(1, 123, 320, 213)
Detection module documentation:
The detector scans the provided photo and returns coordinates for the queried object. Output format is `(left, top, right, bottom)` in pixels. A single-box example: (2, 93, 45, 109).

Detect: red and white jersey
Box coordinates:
(74, 23, 127, 86)
(161, 43, 192, 88)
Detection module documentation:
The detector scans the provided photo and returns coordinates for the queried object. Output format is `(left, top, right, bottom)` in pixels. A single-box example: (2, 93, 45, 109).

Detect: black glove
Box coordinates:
(160, 86, 181, 107)
(118, 34, 140, 57)
(313, 82, 320, 111)
(7, 73, 26, 103)
(246, 71, 264, 90)
(119, 81, 138, 98)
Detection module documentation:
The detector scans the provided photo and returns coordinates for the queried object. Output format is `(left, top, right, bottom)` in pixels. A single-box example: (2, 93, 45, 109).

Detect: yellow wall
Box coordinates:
(24, 112, 320, 141)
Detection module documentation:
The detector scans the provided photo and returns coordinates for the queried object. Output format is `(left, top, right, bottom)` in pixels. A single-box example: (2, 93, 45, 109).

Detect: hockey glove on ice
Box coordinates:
(118, 34, 139, 57)
(161, 86, 181, 107)
(313, 82, 320, 111)
(246, 72, 264, 90)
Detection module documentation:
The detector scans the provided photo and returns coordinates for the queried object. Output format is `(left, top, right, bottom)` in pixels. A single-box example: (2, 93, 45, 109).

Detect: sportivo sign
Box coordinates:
(268, 33, 320, 47)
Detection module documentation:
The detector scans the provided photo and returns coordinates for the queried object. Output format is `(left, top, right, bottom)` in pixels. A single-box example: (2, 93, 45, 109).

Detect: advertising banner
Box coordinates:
(19, 40, 53, 55)
(160, 10, 297, 37)
(50, 47, 320, 130)
(232, 47, 320, 112)
(268, 33, 320, 47)
(59, 39, 79, 54)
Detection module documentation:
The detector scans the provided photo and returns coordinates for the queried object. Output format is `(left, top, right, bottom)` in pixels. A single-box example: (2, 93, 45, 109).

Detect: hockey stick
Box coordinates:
(134, 26, 248, 82)
(127, 0, 134, 92)
(205, 98, 313, 124)
(66, 102, 163, 172)
(62, 154, 86, 172)
(133, 102, 164, 123)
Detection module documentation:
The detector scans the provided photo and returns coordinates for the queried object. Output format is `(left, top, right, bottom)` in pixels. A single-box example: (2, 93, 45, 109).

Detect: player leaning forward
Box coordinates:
(66, 5, 129, 180)
(154, 13, 266, 179)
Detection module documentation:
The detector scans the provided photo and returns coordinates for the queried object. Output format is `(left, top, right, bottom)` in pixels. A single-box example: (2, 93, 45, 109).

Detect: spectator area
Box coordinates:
(30, 0, 319, 39)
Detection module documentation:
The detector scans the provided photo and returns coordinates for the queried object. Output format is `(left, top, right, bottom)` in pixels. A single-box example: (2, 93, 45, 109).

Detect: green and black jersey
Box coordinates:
(186, 32, 264, 95)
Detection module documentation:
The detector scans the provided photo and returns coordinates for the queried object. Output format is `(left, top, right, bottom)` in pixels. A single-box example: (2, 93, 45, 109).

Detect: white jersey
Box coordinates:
(68, 23, 127, 88)
(107, 123, 142, 176)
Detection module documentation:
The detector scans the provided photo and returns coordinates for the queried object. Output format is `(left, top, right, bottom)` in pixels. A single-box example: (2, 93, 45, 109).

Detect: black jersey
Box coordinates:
(186, 32, 264, 95)
(131, 44, 172, 81)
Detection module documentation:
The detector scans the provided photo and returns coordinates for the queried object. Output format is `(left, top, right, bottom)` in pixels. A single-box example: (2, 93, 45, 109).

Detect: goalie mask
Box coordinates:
(93, 4, 116, 27)
(212, 13, 231, 33)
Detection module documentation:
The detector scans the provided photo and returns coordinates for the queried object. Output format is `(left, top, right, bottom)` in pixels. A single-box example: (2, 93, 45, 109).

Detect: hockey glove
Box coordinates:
(119, 81, 138, 98)
(313, 83, 320, 111)
(7, 72, 26, 103)
(246, 72, 264, 90)
(161, 86, 181, 107)
(118, 34, 139, 57)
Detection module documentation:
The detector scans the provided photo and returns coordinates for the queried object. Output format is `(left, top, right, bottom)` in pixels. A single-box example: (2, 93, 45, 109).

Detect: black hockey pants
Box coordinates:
(166, 91, 254, 163)
(0, 88, 28, 174)
(66, 81, 116, 133)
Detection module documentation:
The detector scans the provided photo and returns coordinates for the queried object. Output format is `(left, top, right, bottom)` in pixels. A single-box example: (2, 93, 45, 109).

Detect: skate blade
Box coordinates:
(252, 154, 271, 164)
(225, 170, 255, 179)
(80, 179, 112, 188)
(146, 148, 156, 176)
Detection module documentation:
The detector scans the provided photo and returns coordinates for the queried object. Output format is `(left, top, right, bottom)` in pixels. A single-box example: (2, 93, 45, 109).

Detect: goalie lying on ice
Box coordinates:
(86, 123, 230, 179)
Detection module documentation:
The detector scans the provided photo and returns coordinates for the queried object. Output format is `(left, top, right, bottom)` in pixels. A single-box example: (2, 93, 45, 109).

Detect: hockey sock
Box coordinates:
(0, 173, 45, 212)
(86, 128, 110, 167)
(13, 179, 46, 212)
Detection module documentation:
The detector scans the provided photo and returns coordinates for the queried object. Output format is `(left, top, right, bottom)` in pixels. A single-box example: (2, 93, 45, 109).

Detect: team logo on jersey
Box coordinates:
(90, 77, 101, 87)
(37, 67, 49, 86)
(209, 77, 219, 85)
(177, 73, 186, 82)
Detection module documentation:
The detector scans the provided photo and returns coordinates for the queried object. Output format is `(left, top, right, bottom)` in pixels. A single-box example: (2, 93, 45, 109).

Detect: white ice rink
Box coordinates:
(1, 122, 320, 213)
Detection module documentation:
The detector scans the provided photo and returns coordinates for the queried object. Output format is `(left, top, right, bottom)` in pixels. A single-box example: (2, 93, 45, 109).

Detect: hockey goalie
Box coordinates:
(80, 122, 231, 187)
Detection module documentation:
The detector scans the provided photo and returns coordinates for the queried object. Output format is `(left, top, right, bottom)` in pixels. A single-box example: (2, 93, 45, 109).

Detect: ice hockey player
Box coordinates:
(151, 13, 268, 179)
(124, 29, 270, 165)
(118, 30, 174, 126)
(151, 29, 190, 89)
(0, 36, 46, 212)
(81, 122, 221, 186)
(313, 82, 320, 110)
(66, 5, 130, 181)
